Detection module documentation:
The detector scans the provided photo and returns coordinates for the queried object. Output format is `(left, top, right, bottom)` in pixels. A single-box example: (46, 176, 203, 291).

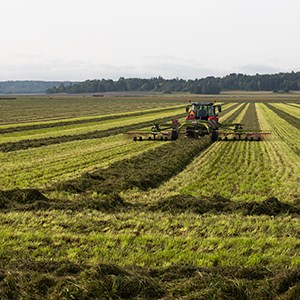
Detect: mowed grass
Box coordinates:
(126, 101, 299, 204)
(0, 93, 300, 299)
(0, 95, 187, 124)
(0, 210, 299, 268)
(269, 102, 300, 119)
(0, 103, 235, 190)
(0, 134, 165, 190)
(0, 106, 185, 144)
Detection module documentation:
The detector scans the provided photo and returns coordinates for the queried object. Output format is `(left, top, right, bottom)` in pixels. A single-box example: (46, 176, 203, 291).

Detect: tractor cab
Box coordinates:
(186, 102, 221, 121)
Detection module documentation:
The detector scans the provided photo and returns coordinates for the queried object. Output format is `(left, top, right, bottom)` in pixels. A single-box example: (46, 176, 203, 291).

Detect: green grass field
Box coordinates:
(0, 93, 299, 299)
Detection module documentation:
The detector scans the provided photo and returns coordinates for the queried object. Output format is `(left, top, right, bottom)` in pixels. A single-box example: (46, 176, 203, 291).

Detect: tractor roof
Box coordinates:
(191, 102, 215, 106)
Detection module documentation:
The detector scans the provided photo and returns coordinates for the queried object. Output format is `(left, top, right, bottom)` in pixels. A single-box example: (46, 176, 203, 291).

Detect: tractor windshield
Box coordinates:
(192, 104, 214, 118)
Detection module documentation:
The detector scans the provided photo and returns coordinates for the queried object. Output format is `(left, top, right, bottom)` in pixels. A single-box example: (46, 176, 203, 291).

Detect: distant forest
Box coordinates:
(1, 72, 300, 94)
(46, 71, 300, 94)
(0, 81, 74, 94)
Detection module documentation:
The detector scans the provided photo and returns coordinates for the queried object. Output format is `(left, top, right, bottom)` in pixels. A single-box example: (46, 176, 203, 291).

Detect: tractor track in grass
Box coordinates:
(0, 113, 184, 152)
(265, 103, 300, 130)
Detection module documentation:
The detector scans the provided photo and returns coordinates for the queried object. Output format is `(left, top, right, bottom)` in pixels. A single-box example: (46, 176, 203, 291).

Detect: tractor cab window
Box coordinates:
(192, 105, 209, 119)
(207, 105, 214, 116)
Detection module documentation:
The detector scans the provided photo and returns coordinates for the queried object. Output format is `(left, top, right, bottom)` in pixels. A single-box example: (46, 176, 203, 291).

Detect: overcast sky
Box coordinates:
(0, 0, 299, 80)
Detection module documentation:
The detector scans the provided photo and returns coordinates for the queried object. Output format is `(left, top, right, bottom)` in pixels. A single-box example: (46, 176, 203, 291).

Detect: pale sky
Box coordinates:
(0, 0, 299, 80)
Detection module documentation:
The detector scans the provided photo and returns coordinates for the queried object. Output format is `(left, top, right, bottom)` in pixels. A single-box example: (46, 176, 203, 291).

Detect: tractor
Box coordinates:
(183, 101, 221, 142)
(126, 101, 270, 142)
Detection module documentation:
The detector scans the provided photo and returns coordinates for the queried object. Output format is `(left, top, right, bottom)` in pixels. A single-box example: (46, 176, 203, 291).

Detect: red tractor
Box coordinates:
(127, 102, 270, 142)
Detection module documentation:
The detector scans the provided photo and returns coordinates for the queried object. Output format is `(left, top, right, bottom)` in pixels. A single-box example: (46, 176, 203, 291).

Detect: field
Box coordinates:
(0, 93, 299, 299)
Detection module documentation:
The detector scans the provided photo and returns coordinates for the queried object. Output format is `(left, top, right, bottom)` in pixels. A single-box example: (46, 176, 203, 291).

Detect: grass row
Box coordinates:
(218, 103, 245, 123)
(269, 103, 300, 119)
(258, 103, 300, 155)
(231, 102, 250, 124)
(288, 102, 300, 108)
(0, 263, 299, 300)
(266, 103, 300, 130)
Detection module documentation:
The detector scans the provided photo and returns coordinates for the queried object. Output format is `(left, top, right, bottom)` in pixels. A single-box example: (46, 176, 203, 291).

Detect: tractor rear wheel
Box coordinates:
(171, 130, 179, 140)
(211, 130, 218, 143)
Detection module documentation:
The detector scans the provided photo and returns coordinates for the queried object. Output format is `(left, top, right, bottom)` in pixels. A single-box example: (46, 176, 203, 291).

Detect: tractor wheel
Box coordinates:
(210, 130, 218, 143)
(171, 130, 179, 141)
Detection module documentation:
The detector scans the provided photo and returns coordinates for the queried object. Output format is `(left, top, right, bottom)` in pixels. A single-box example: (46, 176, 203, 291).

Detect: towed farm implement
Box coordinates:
(127, 102, 271, 142)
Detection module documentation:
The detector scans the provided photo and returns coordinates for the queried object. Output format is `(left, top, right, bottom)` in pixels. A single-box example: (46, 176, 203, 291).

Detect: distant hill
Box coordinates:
(0, 81, 75, 94)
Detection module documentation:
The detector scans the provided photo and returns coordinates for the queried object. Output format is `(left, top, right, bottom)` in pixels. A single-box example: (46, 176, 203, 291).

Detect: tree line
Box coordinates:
(46, 71, 300, 94)
(0, 81, 74, 94)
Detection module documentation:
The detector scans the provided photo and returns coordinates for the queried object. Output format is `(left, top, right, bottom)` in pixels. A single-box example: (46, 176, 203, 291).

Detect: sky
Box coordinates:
(0, 0, 299, 81)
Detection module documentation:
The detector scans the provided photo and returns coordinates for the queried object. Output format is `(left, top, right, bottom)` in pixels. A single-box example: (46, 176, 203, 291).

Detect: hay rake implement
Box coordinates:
(126, 102, 271, 142)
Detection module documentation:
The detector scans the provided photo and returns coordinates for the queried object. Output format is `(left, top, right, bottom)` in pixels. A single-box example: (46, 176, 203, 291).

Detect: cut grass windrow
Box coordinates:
(265, 103, 300, 130)
(287, 103, 300, 109)
(232, 102, 250, 124)
(0, 135, 165, 190)
(2, 188, 300, 216)
(258, 103, 300, 155)
(54, 137, 212, 195)
(0, 261, 165, 300)
(0, 260, 299, 299)
(269, 103, 300, 119)
(219, 102, 247, 123)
